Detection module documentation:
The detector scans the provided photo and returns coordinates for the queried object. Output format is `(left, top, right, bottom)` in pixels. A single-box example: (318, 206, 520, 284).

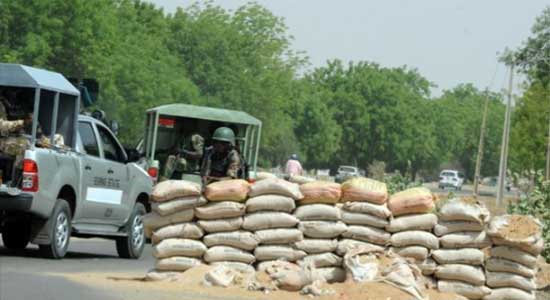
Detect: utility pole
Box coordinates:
(473, 91, 491, 196)
(497, 64, 514, 206)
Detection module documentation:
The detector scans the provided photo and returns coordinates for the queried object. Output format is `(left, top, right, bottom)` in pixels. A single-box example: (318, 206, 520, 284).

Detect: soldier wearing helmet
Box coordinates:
(200, 127, 241, 184)
(162, 133, 204, 181)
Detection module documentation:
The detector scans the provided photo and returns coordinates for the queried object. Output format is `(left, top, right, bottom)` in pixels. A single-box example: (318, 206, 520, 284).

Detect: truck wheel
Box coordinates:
(2, 220, 31, 250)
(39, 199, 72, 259)
(116, 202, 146, 259)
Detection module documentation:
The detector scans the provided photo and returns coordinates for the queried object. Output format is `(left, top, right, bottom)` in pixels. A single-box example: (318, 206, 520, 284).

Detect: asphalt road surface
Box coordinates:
(424, 182, 517, 198)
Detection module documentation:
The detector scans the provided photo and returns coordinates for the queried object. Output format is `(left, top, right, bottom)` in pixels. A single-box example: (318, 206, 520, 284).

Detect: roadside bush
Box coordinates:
(384, 173, 422, 195)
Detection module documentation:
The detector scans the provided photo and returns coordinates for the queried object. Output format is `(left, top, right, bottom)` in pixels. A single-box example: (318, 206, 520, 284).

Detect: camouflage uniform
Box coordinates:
(0, 100, 29, 181)
(200, 147, 241, 183)
(162, 134, 204, 180)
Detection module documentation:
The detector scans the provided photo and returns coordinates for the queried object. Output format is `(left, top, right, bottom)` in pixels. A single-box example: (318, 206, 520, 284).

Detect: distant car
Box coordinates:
(438, 170, 465, 190)
(335, 166, 360, 183)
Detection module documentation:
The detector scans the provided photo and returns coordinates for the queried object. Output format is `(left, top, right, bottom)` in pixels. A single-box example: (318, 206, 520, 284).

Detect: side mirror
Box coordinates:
(126, 148, 141, 163)
(110, 120, 119, 136)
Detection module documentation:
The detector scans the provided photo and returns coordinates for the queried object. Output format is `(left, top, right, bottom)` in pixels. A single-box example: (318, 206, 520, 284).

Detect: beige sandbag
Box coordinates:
(435, 264, 486, 286)
(491, 236, 543, 256)
(341, 211, 388, 228)
(288, 175, 316, 185)
(440, 231, 492, 249)
(152, 223, 204, 244)
(482, 288, 536, 300)
(489, 246, 537, 269)
(418, 258, 437, 276)
(437, 280, 491, 300)
(204, 246, 255, 264)
(387, 187, 434, 217)
(203, 231, 259, 251)
(434, 221, 485, 236)
(294, 204, 341, 221)
(143, 209, 194, 237)
(342, 225, 391, 246)
(246, 195, 296, 213)
(390, 246, 429, 261)
(432, 248, 485, 265)
(194, 201, 245, 220)
(197, 217, 243, 233)
(204, 179, 250, 202)
(254, 246, 307, 262)
(386, 213, 437, 233)
(438, 197, 490, 224)
(336, 239, 385, 256)
(155, 256, 202, 271)
(249, 178, 303, 199)
(298, 221, 347, 238)
(485, 258, 536, 278)
(293, 239, 338, 254)
(255, 228, 303, 245)
(341, 177, 388, 204)
(486, 271, 537, 291)
(255, 171, 277, 181)
(152, 180, 201, 202)
(313, 267, 347, 283)
(298, 253, 343, 268)
(390, 230, 439, 249)
(153, 238, 207, 258)
(152, 196, 207, 216)
(298, 181, 342, 204)
(487, 215, 543, 256)
(242, 212, 298, 231)
(342, 201, 391, 219)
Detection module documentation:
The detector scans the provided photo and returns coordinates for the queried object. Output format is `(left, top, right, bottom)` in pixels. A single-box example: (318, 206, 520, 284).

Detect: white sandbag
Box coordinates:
(390, 246, 429, 261)
(155, 256, 202, 272)
(490, 236, 544, 257)
(432, 248, 485, 265)
(487, 215, 543, 256)
(294, 204, 341, 221)
(152, 223, 204, 244)
(293, 239, 338, 254)
(313, 267, 347, 283)
(489, 246, 537, 269)
(341, 211, 388, 228)
(342, 201, 391, 219)
(152, 196, 207, 216)
(203, 231, 259, 251)
(143, 209, 194, 237)
(144, 270, 182, 281)
(440, 231, 492, 249)
(197, 217, 243, 233)
(254, 246, 307, 262)
(434, 221, 485, 236)
(249, 178, 303, 199)
(152, 180, 201, 202)
(418, 258, 437, 276)
(390, 230, 439, 249)
(485, 258, 536, 278)
(435, 264, 486, 286)
(246, 195, 296, 213)
(153, 238, 207, 258)
(298, 221, 347, 239)
(288, 175, 316, 185)
(342, 225, 391, 246)
(255, 228, 303, 245)
(385, 213, 437, 233)
(483, 288, 536, 300)
(486, 271, 537, 291)
(437, 280, 491, 300)
(336, 239, 385, 256)
(242, 212, 298, 231)
(438, 197, 490, 224)
(194, 201, 245, 220)
(298, 252, 343, 268)
(255, 171, 277, 181)
(204, 246, 255, 264)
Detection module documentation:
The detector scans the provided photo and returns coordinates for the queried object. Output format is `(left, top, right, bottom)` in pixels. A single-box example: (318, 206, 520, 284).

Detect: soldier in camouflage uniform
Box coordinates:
(200, 127, 242, 185)
(0, 95, 31, 184)
(161, 133, 205, 181)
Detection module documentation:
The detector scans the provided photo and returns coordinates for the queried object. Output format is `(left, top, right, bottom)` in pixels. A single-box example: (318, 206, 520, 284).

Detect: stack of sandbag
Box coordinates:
(197, 180, 256, 268)
(338, 177, 391, 256)
(387, 187, 439, 276)
(433, 197, 492, 300)
(246, 178, 306, 266)
(294, 181, 347, 283)
(144, 180, 206, 274)
(483, 215, 543, 300)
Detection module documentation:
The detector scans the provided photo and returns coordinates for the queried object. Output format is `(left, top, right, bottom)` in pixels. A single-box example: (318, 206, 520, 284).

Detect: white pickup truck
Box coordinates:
(0, 64, 152, 259)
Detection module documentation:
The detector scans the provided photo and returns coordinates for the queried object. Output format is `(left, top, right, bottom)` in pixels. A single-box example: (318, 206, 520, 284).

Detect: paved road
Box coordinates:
(424, 182, 517, 198)
(0, 237, 154, 300)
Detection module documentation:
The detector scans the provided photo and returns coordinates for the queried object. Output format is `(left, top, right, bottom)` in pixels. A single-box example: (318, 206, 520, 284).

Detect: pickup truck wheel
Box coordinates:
(2, 220, 31, 250)
(116, 202, 146, 259)
(39, 199, 71, 259)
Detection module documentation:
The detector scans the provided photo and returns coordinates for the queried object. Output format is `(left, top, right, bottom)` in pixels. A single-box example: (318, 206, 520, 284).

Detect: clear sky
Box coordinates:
(149, 0, 548, 96)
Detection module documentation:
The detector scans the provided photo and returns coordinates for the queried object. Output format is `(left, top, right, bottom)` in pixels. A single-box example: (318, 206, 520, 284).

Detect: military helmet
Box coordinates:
(212, 127, 235, 145)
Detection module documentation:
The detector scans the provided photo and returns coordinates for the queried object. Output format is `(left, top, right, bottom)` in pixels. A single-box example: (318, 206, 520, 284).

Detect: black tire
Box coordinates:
(116, 202, 146, 259)
(2, 219, 31, 250)
(39, 199, 72, 259)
